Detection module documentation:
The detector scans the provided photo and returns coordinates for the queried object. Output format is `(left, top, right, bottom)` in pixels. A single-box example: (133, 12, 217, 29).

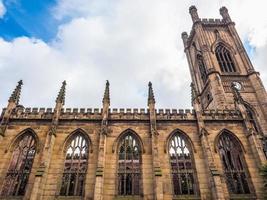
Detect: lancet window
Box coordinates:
(217, 132, 250, 194)
(169, 133, 197, 195)
(197, 54, 208, 83)
(215, 44, 236, 73)
(117, 133, 141, 196)
(60, 133, 89, 196)
(1, 132, 36, 196)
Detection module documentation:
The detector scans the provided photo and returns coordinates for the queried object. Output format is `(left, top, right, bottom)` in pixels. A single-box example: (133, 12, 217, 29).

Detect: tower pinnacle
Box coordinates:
(148, 81, 155, 106)
(102, 80, 110, 105)
(220, 6, 232, 23)
(56, 81, 66, 105)
(9, 80, 23, 105)
(189, 5, 200, 23)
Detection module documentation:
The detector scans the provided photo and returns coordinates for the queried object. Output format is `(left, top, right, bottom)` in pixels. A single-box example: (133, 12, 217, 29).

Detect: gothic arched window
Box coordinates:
(117, 133, 141, 196)
(197, 54, 208, 83)
(169, 133, 197, 195)
(60, 133, 89, 196)
(215, 44, 236, 73)
(217, 132, 251, 194)
(1, 132, 36, 196)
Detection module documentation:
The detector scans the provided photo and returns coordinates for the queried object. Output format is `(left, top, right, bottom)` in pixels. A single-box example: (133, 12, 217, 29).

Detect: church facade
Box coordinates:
(0, 6, 266, 200)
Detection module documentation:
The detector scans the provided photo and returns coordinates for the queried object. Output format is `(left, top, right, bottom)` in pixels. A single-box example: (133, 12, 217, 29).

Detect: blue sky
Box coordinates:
(0, 0, 266, 109)
(1, 0, 58, 41)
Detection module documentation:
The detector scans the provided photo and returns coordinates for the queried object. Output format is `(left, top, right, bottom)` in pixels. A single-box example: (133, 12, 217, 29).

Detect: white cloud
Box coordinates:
(0, 0, 267, 109)
(0, 0, 6, 18)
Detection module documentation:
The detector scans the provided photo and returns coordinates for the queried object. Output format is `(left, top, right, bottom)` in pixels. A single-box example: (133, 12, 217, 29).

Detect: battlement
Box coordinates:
(201, 18, 224, 25)
(1, 107, 196, 121)
(0, 107, 243, 122)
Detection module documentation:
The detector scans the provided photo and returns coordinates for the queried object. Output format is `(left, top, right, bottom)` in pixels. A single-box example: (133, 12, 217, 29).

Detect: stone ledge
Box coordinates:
(114, 196, 142, 200)
(172, 195, 201, 200)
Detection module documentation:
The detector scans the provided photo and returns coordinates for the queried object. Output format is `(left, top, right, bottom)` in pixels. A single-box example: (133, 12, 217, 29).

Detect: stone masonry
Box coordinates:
(0, 5, 266, 200)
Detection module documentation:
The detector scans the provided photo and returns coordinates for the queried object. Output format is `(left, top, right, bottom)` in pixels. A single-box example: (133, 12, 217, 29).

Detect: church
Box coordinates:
(0, 5, 266, 200)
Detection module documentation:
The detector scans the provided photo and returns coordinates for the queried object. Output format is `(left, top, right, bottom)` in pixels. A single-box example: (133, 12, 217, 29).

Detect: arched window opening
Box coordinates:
(215, 44, 236, 73)
(117, 133, 141, 196)
(60, 133, 89, 196)
(1, 133, 36, 196)
(197, 54, 208, 83)
(169, 133, 197, 195)
(217, 132, 250, 194)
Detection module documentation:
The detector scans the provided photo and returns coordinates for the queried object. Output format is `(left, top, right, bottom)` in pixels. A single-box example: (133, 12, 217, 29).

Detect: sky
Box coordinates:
(0, 0, 266, 109)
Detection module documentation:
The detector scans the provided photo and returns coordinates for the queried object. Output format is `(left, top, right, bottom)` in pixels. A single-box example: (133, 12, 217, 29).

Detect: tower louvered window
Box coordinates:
(118, 133, 141, 196)
(217, 132, 250, 194)
(197, 54, 208, 83)
(1, 133, 36, 196)
(169, 133, 197, 195)
(60, 133, 88, 196)
(215, 44, 236, 73)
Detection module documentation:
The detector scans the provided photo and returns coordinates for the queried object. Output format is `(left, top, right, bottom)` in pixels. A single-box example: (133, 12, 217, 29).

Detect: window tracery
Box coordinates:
(217, 132, 250, 194)
(117, 133, 141, 196)
(169, 133, 197, 195)
(60, 133, 88, 196)
(215, 44, 236, 73)
(1, 133, 36, 196)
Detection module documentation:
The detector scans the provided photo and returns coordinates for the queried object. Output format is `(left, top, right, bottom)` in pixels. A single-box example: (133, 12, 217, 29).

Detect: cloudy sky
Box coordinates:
(0, 0, 266, 109)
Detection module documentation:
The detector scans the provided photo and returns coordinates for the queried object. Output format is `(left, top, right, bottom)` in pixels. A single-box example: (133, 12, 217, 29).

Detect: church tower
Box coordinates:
(182, 6, 267, 143)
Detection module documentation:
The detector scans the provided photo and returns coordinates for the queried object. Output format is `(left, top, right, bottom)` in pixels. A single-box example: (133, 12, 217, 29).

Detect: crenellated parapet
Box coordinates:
(0, 107, 244, 122)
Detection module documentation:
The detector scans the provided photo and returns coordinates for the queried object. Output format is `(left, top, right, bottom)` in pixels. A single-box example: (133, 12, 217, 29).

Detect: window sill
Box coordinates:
(229, 194, 256, 200)
(173, 195, 201, 200)
(114, 195, 142, 200)
(0, 196, 23, 200)
(56, 196, 83, 200)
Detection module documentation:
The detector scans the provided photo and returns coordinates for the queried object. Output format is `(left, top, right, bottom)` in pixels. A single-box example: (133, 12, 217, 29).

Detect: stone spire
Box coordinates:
(56, 81, 66, 105)
(148, 81, 155, 106)
(102, 80, 110, 105)
(9, 80, 23, 105)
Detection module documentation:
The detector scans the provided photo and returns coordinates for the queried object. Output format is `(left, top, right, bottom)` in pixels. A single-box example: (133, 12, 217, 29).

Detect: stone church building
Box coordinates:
(0, 6, 267, 200)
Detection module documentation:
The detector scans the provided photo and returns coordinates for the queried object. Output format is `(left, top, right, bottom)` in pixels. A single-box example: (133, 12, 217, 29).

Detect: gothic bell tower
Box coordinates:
(182, 6, 267, 138)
